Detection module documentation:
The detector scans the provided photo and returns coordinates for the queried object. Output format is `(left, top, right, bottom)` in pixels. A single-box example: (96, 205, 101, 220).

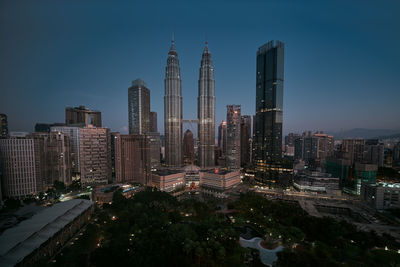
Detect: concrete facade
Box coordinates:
(79, 126, 111, 186)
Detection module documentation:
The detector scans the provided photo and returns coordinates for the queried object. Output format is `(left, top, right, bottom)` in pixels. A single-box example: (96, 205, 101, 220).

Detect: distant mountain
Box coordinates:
(327, 128, 400, 140)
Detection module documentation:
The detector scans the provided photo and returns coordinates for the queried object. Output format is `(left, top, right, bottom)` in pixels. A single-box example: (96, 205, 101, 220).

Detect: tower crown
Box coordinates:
(168, 37, 177, 56)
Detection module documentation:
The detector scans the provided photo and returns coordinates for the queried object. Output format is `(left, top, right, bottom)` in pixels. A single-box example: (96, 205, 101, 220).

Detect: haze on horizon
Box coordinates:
(1, 0, 399, 136)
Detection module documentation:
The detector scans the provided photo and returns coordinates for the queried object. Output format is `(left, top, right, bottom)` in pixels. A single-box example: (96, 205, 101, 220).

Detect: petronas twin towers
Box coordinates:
(164, 39, 215, 168)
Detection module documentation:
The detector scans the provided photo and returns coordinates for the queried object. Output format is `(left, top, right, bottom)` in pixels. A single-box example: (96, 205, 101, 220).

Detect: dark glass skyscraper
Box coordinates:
(198, 42, 215, 168)
(240, 115, 251, 167)
(254, 40, 284, 181)
(183, 129, 195, 165)
(128, 79, 150, 134)
(150, 111, 158, 133)
(164, 39, 183, 167)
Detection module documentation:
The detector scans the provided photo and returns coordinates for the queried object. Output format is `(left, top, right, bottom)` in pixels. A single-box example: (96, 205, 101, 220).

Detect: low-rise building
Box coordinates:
(183, 164, 200, 187)
(361, 183, 400, 210)
(293, 170, 340, 195)
(0, 199, 93, 267)
(152, 170, 185, 193)
(200, 169, 241, 191)
(92, 184, 142, 204)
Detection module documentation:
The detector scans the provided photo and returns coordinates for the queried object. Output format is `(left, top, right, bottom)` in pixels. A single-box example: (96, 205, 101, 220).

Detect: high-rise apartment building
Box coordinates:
(0, 114, 9, 138)
(148, 132, 161, 170)
(285, 133, 300, 156)
(285, 133, 299, 147)
(114, 134, 151, 185)
(164, 39, 182, 167)
(364, 139, 384, 167)
(111, 132, 120, 181)
(65, 106, 102, 127)
(254, 41, 284, 181)
(183, 129, 195, 165)
(150, 111, 158, 133)
(226, 105, 241, 170)
(0, 135, 39, 197)
(51, 126, 81, 174)
(341, 139, 365, 165)
(198, 42, 215, 168)
(294, 131, 334, 166)
(29, 132, 72, 187)
(240, 115, 251, 167)
(148, 111, 160, 170)
(128, 79, 150, 134)
(335, 139, 384, 167)
(79, 126, 111, 186)
(294, 132, 318, 162)
(314, 132, 334, 161)
(0, 132, 73, 198)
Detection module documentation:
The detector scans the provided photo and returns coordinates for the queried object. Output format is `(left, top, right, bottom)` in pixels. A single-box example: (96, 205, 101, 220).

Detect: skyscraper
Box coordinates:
(164, 38, 182, 167)
(29, 132, 72, 187)
(150, 111, 158, 133)
(240, 115, 251, 167)
(198, 42, 215, 168)
(65, 106, 102, 127)
(217, 121, 227, 166)
(79, 126, 112, 186)
(148, 132, 161, 170)
(0, 114, 8, 138)
(341, 139, 365, 165)
(314, 132, 334, 163)
(0, 136, 39, 197)
(183, 129, 195, 165)
(218, 121, 227, 156)
(113, 133, 151, 185)
(226, 105, 241, 170)
(254, 40, 284, 181)
(128, 79, 150, 134)
(294, 131, 318, 163)
(364, 139, 384, 167)
(51, 126, 81, 175)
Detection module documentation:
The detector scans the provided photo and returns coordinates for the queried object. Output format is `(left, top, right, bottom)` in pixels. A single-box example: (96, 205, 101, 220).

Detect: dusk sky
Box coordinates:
(1, 0, 399, 136)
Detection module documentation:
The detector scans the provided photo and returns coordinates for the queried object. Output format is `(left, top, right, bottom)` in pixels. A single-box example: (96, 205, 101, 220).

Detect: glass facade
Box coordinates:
(164, 40, 183, 167)
(254, 41, 285, 181)
(226, 105, 241, 170)
(128, 79, 150, 135)
(198, 43, 215, 168)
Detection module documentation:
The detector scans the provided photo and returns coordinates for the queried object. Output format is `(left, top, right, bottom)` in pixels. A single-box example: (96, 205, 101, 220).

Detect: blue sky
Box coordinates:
(1, 0, 399, 135)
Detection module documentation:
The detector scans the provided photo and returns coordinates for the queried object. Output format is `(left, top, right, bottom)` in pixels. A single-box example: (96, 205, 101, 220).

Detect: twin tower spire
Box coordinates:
(164, 38, 215, 168)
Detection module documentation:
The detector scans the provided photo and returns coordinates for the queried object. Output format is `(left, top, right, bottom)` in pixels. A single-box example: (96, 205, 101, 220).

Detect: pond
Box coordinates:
(238, 226, 284, 266)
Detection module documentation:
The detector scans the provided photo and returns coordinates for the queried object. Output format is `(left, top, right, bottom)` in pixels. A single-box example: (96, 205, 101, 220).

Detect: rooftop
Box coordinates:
(153, 169, 185, 176)
(202, 169, 238, 175)
(0, 199, 93, 267)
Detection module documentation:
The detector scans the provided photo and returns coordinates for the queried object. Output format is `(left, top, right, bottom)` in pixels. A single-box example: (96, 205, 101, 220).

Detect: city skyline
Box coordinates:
(1, 2, 400, 265)
(1, 0, 400, 135)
